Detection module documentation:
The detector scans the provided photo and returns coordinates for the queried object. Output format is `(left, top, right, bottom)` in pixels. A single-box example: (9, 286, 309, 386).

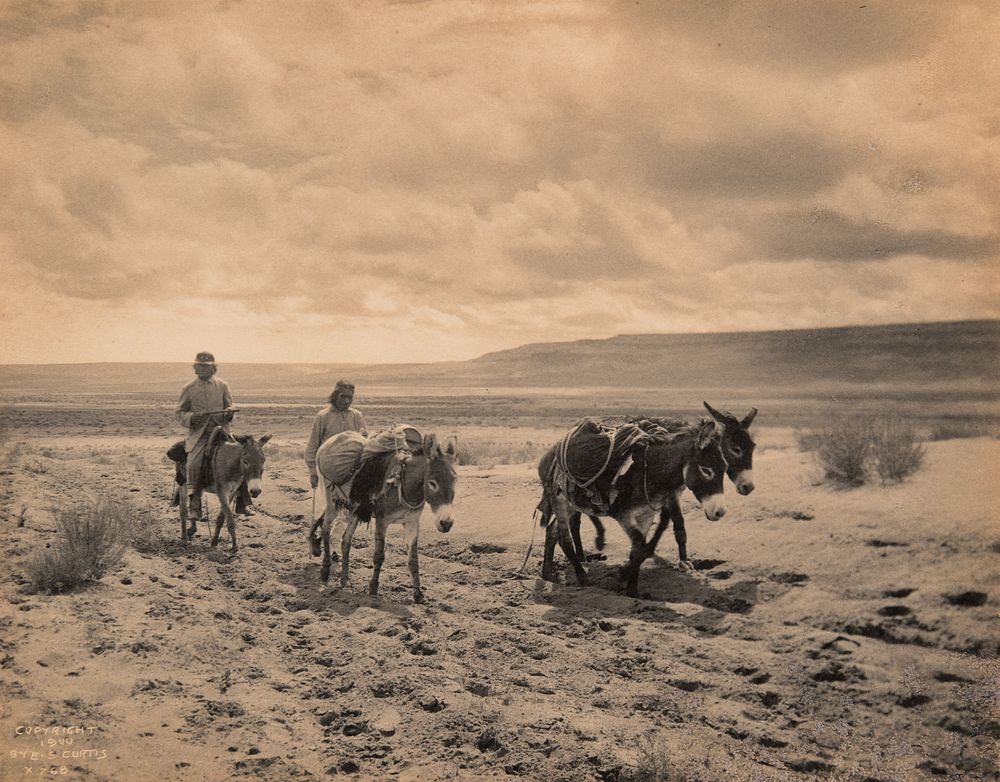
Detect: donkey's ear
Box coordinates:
(697, 419, 720, 448)
(444, 435, 459, 458)
(423, 433, 439, 455)
(703, 401, 735, 425)
(259, 433, 272, 445)
(740, 408, 758, 428)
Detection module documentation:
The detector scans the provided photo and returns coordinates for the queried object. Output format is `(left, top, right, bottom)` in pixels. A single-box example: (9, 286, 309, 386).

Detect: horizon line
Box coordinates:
(0, 317, 995, 368)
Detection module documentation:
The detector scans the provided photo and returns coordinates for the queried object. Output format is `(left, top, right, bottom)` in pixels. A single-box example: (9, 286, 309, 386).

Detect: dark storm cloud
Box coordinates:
(642, 131, 850, 199)
(752, 208, 999, 262)
(619, 0, 949, 72)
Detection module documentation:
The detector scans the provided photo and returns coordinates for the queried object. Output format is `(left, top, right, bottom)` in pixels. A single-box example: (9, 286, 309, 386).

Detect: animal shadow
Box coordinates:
(545, 556, 760, 616)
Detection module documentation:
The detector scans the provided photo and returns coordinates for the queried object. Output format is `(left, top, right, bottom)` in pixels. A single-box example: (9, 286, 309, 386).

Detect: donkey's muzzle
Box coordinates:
(735, 470, 755, 496)
(434, 505, 455, 533)
(437, 518, 454, 533)
(247, 479, 262, 498)
(701, 494, 726, 522)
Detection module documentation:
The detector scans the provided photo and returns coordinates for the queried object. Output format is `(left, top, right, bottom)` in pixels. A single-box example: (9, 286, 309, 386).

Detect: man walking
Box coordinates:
(304, 379, 368, 489)
(304, 380, 368, 553)
(175, 351, 236, 522)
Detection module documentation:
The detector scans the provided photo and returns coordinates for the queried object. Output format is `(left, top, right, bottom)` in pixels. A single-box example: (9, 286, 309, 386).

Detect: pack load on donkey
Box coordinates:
(537, 413, 728, 597)
(309, 425, 424, 553)
(536, 418, 664, 524)
(318, 429, 459, 603)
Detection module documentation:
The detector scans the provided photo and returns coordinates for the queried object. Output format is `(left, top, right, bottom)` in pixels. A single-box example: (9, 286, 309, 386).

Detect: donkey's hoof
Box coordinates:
(412, 589, 424, 604)
(319, 566, 330, 583)
(678, 559, 694, 571)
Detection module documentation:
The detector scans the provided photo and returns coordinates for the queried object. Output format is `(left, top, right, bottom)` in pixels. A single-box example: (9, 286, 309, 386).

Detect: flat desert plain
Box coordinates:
(1, 390, 998, 782)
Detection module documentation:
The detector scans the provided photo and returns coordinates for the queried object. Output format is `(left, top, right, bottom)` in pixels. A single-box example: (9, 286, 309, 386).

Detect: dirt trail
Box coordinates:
(1, 435, 998, 782)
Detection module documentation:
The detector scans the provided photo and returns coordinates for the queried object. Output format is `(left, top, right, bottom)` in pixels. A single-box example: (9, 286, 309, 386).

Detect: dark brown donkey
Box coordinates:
(567, 402, 757, 566)
(539, 419, 727, 597)
(320, 434, 458, 603)
(179, 427, 271, 555)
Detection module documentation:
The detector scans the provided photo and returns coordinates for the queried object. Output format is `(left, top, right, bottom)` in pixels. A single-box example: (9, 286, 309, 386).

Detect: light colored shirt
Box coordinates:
(175, 376, 233, 451)
(305, 406, 368, 475)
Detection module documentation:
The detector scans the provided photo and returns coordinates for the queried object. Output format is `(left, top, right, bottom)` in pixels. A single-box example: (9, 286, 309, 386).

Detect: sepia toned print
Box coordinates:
(1, 2, 998, 781)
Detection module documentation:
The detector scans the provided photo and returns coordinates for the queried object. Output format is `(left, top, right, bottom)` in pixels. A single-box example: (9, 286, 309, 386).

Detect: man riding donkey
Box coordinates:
(304, 380, 368, 555)
(172, 352, 246, 523)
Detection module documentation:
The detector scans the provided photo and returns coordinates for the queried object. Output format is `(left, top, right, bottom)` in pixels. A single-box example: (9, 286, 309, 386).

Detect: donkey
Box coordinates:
(568, 402, 757, 566)
(320, 434, 458, 603)
(540, 419, 727, 598)
(179, 427, 271, 554)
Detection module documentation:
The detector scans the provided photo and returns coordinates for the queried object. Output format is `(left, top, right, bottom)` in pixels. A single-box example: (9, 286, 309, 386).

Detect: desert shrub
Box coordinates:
(803, 414, 929, 486)
(870, 416, 926, 483)
(813, 416, 872, 486)
(26, 496, 155, 594)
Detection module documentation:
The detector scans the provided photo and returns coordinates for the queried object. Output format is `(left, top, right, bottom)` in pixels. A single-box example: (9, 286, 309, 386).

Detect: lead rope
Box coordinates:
(518, 508, 541, 573)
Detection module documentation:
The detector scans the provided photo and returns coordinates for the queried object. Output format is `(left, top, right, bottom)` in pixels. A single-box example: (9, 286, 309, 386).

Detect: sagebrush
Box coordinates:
(812, 416, 871, 485)
(800, 413, 926, 486)
(26, 497, 157, 594)
(870, 416, 926, 483)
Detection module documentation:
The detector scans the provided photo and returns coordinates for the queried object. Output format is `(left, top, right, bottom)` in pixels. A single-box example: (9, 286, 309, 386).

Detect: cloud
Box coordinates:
(748, 208, 998, 263)
(0, 1, 997, 363)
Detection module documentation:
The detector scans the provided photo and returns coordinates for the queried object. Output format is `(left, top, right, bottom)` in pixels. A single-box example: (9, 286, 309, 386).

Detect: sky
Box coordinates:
(1, 0, 998, 364)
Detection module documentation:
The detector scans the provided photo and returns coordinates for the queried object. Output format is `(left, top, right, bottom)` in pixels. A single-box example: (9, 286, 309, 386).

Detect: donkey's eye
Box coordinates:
(729, 446, 742, 457)
(427, 480, 440, 492)
(698, 466, 715, 480)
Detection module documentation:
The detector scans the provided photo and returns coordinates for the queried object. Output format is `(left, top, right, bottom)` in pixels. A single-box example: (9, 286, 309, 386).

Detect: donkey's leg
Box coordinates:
(553, 499, 587, 586)
(311, 483, 333, 556)
(648, 495, 689, 567)
(223, 492, 239, 555)
(179, 497, 188, 541)
(340, 513, 361, 589)
(569, 512, 586, 562)
(320, 511, 332, 583)
(541, 519, 558, 581)
(403, 515, 423, 603)
(669, 503, 689, 566)
(185, 493, 199, 540)
(210, 509, 225, 547)
(590, 515, 606, 552)
(621, 527, 649, 598)
(308, 515, 322, 556)
(368, 518, 388, 598)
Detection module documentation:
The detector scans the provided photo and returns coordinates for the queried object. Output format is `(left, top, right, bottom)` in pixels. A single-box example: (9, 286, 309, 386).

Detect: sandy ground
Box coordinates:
(1, 426, 998, 782)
